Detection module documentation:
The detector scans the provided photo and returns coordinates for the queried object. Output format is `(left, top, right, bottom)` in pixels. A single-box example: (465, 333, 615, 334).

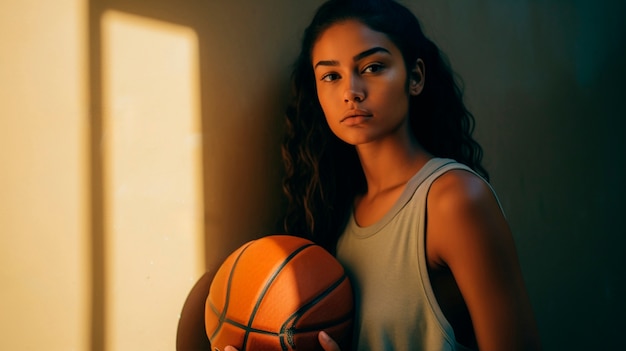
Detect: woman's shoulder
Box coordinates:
(425, 168, 542, 350)
(428, 167, 493, 210)
(425, 167, 506, 267)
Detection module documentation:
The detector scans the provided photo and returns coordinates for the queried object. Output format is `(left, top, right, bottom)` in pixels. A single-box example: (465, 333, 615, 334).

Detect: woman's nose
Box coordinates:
(343, 75, 365, 103)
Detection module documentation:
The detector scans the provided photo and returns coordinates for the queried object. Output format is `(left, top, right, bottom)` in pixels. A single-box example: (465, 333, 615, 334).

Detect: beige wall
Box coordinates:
(0, 0, 322, 350)
(0, 0, 90, 350)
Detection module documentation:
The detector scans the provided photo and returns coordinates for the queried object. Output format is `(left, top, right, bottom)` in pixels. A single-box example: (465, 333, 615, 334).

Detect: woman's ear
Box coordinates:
(409, 58, 425, 96)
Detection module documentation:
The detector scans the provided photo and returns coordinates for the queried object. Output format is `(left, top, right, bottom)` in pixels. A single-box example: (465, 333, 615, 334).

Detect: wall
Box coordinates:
(0, 0, 321, 350)
(406, 1, 626, 350)
(0, 0, 90, 349)
(0, 0, 624, 350)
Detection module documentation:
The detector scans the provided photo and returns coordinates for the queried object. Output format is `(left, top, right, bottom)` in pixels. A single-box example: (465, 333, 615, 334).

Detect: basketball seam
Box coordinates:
(209, 241, 255, 343)
(209, 300, 284, 336)
(241, 243, 315, 350)
(222, 317, 281, 336)
(210, 241, 352, 351)
(280, 274, 353, 349)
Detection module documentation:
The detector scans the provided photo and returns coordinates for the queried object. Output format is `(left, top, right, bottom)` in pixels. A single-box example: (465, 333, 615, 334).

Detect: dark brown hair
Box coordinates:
(282, 0, 488, 252)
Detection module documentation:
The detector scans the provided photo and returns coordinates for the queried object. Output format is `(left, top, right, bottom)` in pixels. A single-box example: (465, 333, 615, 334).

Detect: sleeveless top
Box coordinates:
(336, 158, 493, 351)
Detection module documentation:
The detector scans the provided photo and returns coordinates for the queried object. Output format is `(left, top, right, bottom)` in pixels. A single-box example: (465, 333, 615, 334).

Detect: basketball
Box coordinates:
(205, 235, 354, 351)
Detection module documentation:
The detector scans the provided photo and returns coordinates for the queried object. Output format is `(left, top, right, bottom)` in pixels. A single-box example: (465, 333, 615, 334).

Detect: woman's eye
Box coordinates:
(363, 63, 383, 74)
(321, 73, 340, 82)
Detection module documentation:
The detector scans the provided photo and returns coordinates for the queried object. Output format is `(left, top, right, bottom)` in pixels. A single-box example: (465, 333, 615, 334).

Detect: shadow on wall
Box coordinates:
(87, 0, 321, 349)
(407, 1, 626, 350)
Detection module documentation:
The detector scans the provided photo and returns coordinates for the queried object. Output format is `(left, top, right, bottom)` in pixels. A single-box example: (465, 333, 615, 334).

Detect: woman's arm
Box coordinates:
(426, 170, 542, 351)
(176, 272, 214, 351)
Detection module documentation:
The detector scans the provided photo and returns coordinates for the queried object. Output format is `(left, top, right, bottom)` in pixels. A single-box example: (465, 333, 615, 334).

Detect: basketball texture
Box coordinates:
(205, 235, 353, 351)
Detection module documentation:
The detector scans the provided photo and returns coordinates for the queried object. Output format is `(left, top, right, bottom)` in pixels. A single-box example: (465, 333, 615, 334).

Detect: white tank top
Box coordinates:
(336, 158, 483, 351)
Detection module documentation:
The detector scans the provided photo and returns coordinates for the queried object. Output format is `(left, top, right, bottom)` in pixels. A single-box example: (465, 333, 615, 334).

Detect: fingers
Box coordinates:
(223, 333, 339, 351)
(318, 331, 341, 351)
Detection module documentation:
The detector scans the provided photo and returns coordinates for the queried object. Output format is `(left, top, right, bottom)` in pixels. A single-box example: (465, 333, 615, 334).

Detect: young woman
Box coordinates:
(178, 0, 542, 350)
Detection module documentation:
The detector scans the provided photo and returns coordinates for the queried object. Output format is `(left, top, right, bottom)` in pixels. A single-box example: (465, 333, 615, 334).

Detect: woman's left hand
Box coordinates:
(318, 331, 341, 351)
(222, 331, 340, 351)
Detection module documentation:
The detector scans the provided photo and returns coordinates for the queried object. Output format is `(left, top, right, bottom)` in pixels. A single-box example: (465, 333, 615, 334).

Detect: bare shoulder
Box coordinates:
(426, 169, 542, 350)
(428, 169, 496, 217)
(426, 169, 504, 266)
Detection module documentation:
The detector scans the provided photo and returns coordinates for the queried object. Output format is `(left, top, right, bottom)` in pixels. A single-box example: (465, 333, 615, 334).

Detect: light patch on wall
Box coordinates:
(101, 10, 204, 350)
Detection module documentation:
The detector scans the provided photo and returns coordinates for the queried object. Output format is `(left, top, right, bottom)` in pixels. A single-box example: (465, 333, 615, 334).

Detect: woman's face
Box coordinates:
(311, 20, 422, 146)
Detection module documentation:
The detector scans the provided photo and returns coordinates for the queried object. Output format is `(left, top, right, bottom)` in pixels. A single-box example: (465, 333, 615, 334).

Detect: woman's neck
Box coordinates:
(356, 134, 431, 196)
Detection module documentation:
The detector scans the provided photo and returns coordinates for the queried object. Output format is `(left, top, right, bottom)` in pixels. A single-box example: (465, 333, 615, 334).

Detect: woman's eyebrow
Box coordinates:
(314, 59, 340, 69)
(314, 46, 391, 69)
(352, 46, 391, 62)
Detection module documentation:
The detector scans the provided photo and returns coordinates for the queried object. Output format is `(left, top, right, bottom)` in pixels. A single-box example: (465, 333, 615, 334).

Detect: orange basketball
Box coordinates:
(205, 235, 353, 351)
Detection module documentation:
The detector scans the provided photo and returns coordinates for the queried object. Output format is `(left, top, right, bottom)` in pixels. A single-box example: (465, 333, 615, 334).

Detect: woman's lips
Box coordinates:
(341, 109, 372, 125)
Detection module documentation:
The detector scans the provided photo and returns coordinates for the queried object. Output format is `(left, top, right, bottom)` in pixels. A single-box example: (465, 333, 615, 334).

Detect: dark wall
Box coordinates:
(404, 1, 626, 349)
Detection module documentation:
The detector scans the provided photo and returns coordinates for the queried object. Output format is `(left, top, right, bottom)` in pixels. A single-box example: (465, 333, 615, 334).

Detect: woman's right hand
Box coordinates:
(223, 331, 341, 351)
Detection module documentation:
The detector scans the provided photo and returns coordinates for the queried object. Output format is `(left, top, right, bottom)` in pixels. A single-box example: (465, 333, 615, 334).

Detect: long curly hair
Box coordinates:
(282, 0, 488, 252)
